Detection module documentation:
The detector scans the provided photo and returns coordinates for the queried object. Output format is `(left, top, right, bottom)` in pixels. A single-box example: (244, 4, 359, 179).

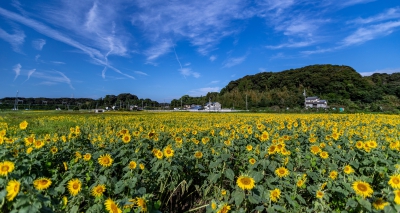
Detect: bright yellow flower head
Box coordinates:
(236, 175, 255, 190)
(270, 188, 281, 202)
(67, 178, 82, 196)
(33, 177, 52, 190)
(275, 167, 290, 178)
(388, 175, 400, 189)
(0, 161, 15, 176)
(372, 198, 389, 210)
(352, 181, 373, 199)
(6, 179, 20, 201)
(104, 198, 122, 213)
(19, 120, 28, 130)
(98, 154, 113, 167)
(129, 161, 137, 169)
(316, 190, 324, 199)
(91, 184, 106, 197)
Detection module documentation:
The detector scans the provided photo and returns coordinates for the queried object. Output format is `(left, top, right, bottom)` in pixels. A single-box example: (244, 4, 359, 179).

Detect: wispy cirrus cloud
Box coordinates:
(222, 55, 247, 68)
(209, 55, 217, 62)
(359, 67, 400, 76)
(32, 70, 74, 89)
(32, 38, 46, 50)
(180, 68, 200, 78)
(0, 28, 25, 52)
(348, 7, 400, 24)
(0, 5, 134, 80)
(189, 87, 220, 97)
(134, 71, 148, 76)
(131, 0, 250, 58)
(341, 21, 400, 46)
(23, 69, 36, 83)
(13, 63, 21, 81)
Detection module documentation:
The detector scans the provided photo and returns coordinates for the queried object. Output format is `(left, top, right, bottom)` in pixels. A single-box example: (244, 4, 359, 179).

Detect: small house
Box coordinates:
(305, 97, 328, 108)
(204, 102, 221, 110)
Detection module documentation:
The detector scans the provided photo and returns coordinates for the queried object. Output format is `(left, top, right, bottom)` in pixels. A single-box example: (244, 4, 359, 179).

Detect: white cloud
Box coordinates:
(51, 61, 65, 65)
(266, 40, 316, 49)
(35, 54, 40, 61)
(24, 69, 36, 83)
(349, 7, 400, 24)
(189, 87, 220, 96)
(0, 28, 25, 52)
(131, 0, 249, 56)
(180, 68, 200, 78)
(259, 68, 267, 72)
(0, 7, 134, 80)
(222, 55, 247, 68)
(32, 38, 46, 50)
(340, 0, 376, 7)
(184, 63, 191, 66)
(32, 70, 74, 89)
(359, 68, 400, 76)
(145, 40, 173, 61)
(209, 80, 220, 84)
(134, 71, 148, 76)
(13, 63, 21, 81)
(341, 21, 400, 46)
(209, 55, 217, 61)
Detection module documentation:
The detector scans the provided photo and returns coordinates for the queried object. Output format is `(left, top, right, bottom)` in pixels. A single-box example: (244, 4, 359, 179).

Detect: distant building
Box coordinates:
(204, 102, 221, 110)
(189, 104, 203, 110)
(305, 96, 328, 108)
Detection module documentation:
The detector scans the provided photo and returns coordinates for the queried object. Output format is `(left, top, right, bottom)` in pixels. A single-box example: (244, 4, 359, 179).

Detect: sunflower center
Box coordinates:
(103, 158, 110, 164)
(40, 180, 48, 185)
(241, 177, 250, 185)
(279, 169, 285, 174)
(14, 185, 19, 191)
(2, 165, 8, 171)
(357, 184, 367, 191)
(393, 178, 400, 184)
(167, 150, 171, 154)
(73, 183, 79, 189)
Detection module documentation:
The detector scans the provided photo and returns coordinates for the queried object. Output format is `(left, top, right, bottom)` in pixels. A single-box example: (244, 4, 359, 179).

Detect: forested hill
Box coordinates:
(215, 64, 400, 110)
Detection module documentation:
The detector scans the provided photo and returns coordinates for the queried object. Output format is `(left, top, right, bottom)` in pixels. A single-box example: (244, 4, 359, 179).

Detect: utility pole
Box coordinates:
(14, 90, 19, 110)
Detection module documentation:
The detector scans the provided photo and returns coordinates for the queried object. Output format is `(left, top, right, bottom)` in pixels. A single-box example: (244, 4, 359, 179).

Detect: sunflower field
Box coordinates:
(0, 111, 400, 213)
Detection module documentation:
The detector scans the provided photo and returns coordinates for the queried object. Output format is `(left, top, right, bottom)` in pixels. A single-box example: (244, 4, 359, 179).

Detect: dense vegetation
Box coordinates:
(171, 65, 400, 112)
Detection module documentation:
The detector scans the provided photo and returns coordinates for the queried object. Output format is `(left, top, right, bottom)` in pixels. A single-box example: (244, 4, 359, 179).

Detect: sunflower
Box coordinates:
(67, 178, 82, 196)
(332, 132, 339, 140)
(249, 158, 256, 165)
(194, 151, 203, 159)
(236, 175, 255, 190)
(268, 145, 277, 154)
(122, 134, 131, 143)
(320, 182, 327, 190)
(135, 197, 147, 212)
(105, 198, 122, 213)
(319, 151, 329, 159)
(316, 190, 324, 199)
(211, 201, 217, 210)
(388, 175, 400, 189)
(221, 189, 227, 195)
(19, 120, 28, 130)
(0, 161, 15, 176)
(175, 137, 183, 144)
(246, 145, 253, 151)
(98, 154, 113, 167)
(139, 163, 145, 170)
(260, 131, 269, 141)
(24, 135, 35, 146)
(164, 146, 174, 158)
(27, 147, 33, 154)
(310, 145, 321, 154)
(275, 167, 290, 178)
(329, 171, 338, 180)
(217, 203, 231, 213)
(297, 179, 305, 187)
(33, 177, 52, 190)
(50, 146, 58, 154)
(368, 141, 377, 149)
(394, 190, 400, 204)
(270, 188, 281, 202)
(343, 165, 354, 174)
(34, 140, 45, 149)
(155, 150, 163, 159)
(129, 161, 137, 169)
(83, 153, 91, 161)
(92, 184, 106, 197)
(62, 196, 68, 206)
(372, 198, 389, 210)
(6, 179, 20, 201)
(352, 181, 373, 198)
(355, 141, 364, 149)
(63, 162, 68, 171)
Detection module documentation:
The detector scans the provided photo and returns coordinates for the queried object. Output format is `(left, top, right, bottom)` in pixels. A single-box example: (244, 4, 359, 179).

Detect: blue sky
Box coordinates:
(1, 0, 400, 102)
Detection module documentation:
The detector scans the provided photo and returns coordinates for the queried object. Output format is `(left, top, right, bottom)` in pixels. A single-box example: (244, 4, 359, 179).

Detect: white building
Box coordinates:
(204, 102, 221, 110)
(305, 97, 328, 108)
